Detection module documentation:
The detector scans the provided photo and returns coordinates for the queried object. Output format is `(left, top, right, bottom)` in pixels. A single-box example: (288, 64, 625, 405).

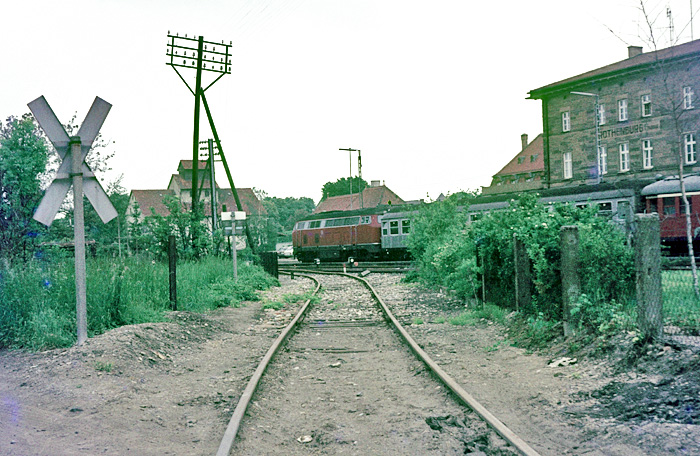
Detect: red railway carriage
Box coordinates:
(641, 175, 700, 255)
(292, 208, 384, 262)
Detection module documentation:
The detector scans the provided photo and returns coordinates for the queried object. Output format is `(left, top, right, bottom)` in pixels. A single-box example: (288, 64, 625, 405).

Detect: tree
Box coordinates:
(0, 114, 52, 260)
(638, 0, 700, 297)
(321, 176, 369, 200)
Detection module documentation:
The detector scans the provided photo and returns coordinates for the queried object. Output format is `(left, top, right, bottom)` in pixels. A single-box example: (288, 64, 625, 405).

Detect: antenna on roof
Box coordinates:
(667, 6, 675, 43)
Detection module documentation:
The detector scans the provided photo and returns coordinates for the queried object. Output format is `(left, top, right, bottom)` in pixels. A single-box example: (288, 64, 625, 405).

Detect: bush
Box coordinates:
(407, 193, 635, 332)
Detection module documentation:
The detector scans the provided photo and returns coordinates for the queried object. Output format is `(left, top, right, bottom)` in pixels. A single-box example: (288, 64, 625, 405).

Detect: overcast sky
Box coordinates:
(2, 0, 697, 203)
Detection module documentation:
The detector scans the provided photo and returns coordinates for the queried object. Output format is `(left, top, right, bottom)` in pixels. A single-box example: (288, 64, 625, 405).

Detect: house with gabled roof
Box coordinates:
(126, 160, 264, 226)
(313, 181, 405, 214)
(482, 134, 545, 196)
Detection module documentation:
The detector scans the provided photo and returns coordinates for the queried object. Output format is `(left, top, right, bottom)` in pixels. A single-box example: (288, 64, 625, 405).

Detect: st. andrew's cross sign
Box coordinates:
(28, 95, 117, 346)
(29, 96, 117, 226)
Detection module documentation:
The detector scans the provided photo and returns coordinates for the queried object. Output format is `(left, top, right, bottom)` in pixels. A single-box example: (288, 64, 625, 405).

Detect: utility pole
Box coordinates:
(166, 32, 231, 216)
(339, 148, 362, 208)
(199, 138, 219, 231)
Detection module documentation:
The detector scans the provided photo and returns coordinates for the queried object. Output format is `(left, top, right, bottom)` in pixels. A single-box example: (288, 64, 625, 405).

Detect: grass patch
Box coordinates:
(432, 316, 446, 324)
(0, 256, 279, 350)
(412, 317, 424, 325)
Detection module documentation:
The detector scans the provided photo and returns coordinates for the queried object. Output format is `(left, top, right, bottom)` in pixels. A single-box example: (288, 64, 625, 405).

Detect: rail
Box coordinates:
(216, 271, 541, 456)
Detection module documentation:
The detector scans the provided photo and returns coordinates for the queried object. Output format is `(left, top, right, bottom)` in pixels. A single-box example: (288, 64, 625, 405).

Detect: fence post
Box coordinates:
(513, 233, 531, 311)
(634, 213, 663, 341)
(168, 235, 177, 311)
(560, 225, 580, 337)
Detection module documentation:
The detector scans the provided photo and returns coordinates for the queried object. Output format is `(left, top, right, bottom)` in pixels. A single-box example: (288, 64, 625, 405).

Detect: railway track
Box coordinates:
(217, 272, 539, 455)
(279, 260, 415, 274)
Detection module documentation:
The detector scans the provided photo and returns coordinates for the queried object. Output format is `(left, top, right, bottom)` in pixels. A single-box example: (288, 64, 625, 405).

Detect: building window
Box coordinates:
(684, 86, 694, 110)
(618, 99, 628, 121)
(562, 111, 570, 132)
(642, 139, 653, 169)
(530, 154, 538, 162)
(598, 145, 608, 175)
(598, 103, 606, 125)
(401, 219, 411, 234)
(517, 156, 525, 164)
(563, 152, 573, 179)
(685, 133, 697, 164)
(641, 94, 652, 117)
(619, 143, 630, 172)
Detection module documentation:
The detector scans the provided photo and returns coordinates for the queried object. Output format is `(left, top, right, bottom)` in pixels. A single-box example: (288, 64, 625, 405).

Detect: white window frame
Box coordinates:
(562, 111, 570, 132)
(597, 103, 606, 125)
(598, 145, 608, 175)
(563, 152, 573, 179)
(641, 94, 652, 117)
(618, 98, 628, 121)
(684, 86, 694, 110)
(619, 143, 630, 172)
(642, 139, 653, 169)
(685, 133, 697, 164)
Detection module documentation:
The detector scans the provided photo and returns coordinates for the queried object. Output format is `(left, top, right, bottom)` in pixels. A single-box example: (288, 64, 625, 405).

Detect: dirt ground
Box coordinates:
(1, 274, 699, 455)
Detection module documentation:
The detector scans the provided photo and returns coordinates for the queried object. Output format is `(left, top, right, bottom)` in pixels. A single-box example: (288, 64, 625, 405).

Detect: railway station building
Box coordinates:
(524, 38, 700, 214)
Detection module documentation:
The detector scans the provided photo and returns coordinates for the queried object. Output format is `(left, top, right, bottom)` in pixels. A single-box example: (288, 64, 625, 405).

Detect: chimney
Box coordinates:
(371, 180, 381, 187)
(628, 45, 643, 59)
(521, 133, 528, 151)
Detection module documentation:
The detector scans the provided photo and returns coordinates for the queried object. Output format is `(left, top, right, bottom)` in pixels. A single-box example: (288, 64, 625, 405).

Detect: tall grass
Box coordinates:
(0, 256, 278, 349)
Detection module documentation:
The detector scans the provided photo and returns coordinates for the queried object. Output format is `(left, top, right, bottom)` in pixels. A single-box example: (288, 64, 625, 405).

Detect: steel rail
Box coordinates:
(215, 274, 320, 456)
(286, 270, 542, 456)
(217, 271, 541, 456)
(349, 273, 542, 456)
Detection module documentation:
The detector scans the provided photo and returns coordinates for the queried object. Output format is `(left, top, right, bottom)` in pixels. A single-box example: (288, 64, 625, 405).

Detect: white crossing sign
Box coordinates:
(28, 96, 117, 226)
(27, 95, 117, 346)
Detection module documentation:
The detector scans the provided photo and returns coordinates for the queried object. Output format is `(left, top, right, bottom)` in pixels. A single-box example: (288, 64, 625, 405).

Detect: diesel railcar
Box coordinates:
(292, 205, 414, 262)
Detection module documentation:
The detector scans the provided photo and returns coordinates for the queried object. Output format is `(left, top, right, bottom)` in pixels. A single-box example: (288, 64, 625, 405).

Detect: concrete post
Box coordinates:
(634, 214, 664, 341)
(169, 235, 177, 311)
(560, 226, 580, 337)
(71, 137, 87, 346)
(513, 233, 531, 311)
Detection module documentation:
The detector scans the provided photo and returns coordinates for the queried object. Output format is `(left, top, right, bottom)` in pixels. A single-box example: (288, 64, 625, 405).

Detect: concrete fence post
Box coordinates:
(513, 233, 531, 311)
(560, 225, 580, 337)
(634, 214, 664, 341)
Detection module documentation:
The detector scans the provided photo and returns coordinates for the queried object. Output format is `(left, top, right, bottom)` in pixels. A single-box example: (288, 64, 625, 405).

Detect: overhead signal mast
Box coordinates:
(166, 32, 231, 214)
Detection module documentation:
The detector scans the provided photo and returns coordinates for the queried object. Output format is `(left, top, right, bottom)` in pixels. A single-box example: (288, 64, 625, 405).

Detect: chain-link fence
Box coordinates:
(662, 268, 700, 336)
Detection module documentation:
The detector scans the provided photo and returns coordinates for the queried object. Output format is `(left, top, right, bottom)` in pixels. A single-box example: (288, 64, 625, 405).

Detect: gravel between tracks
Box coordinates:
(232, 274, 517, 455)
(1, 273, 698, 455)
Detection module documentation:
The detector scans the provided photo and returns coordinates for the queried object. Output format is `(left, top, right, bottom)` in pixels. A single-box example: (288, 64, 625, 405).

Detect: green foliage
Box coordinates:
(412, 317, 424, 325)
(265, 196, 315, 231)
(570, 294, 635, 336)
(0, 114, 52, 260)
(407, 192, 635, 338)
(0, 256, 278, 349)
(321, 176, 369, 200)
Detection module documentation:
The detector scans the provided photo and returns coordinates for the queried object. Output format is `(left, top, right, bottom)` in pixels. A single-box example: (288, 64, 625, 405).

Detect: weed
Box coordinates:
(95, 361, 113, 372)
(262, 301, 284, 311)
(412, 317, 424, 325)
(433, 316, 446, 324)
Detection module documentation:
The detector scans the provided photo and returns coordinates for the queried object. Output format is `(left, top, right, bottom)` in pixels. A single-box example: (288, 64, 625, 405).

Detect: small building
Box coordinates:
(313, 181, 405, 214)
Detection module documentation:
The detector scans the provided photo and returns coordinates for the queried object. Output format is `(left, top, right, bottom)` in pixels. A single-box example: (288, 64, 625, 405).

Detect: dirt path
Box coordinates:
(1, 273, 698, 455)
(0, 277, 313, 456)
